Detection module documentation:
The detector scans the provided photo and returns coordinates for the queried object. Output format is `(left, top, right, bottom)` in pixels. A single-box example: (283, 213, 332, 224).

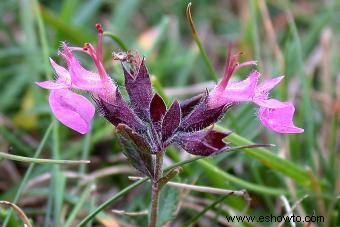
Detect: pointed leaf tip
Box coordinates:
(162, 100, 181, 142)
(174, 130, 230, 156)
(150, 93, 166, 124)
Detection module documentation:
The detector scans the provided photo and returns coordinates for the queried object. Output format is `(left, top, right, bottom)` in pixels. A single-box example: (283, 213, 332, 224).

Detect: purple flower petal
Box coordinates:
(49, 89, 95, 134)
(258, 102, 304, 133)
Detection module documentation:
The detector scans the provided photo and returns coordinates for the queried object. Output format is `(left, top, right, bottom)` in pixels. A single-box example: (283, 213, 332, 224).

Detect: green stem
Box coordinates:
(103, 31, 128, 51)
(0, 152, 90, 165)
(149, 151, 164, 227)
(186, 3, 218, 82)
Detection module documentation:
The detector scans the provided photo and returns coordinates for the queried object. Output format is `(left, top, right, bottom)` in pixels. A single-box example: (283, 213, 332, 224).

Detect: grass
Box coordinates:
(0, 0, 339, 226)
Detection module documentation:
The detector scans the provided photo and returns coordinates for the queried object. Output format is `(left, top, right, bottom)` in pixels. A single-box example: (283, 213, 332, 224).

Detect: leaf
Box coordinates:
(155, 186, 179, 227)
(150, 93, 166, 125)
(122, 59, 153, 120)
(161, 100, 181, 142)
(180, 97, 228, 132)
(180, 93, 204, 117)
(174, 130, 231, 156)
(116, 124, 154, 177)
(95, 91, 145, 132)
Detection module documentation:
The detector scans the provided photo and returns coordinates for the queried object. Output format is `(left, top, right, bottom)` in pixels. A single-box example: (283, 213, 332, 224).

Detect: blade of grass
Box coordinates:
(0, 126, 33, 156)
(184, 195, 229, 226)
(52, 121, 62, 227)
(32, 0, 51, 79)
(186, 3, 218, 82)
(74, 0, 103, 25)
(60, 0, 80, 22)
(215, 125, 312, 186)
(112, 0, 140, 33)
(1, 122, 53, 227)
(40, 6, 95, 45)
(196, 159, 286, 195)
(64, 184, 92, 227)
(77, 129, 92, 187)
(77, 178, 147, 227)
(249, 0, 261, 63)
(284, 4, 316, 170)
(143, 16, 170, 56)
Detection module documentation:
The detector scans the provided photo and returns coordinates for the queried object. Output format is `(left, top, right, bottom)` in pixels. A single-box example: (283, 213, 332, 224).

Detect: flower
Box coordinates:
(208, 47, 303, 133)
(36, 24, 303, 180)
(36, 24, 116, 134)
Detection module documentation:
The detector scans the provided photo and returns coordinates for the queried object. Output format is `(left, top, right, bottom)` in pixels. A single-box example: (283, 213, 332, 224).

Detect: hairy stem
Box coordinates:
(149, 152, 164, 227)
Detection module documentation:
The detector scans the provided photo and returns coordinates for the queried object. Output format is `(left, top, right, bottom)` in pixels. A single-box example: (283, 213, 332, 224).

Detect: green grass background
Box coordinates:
(0, 0, 339, 226)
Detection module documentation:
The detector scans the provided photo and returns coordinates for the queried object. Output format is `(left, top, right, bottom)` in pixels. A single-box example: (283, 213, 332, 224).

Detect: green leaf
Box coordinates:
(156, 186, 179, 227)
(116, 124, 154, 177)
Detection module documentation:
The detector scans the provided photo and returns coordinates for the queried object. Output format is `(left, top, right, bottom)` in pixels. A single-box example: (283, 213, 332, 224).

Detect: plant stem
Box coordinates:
(149, 151, 164, 227)
(0, 151, 90, 165)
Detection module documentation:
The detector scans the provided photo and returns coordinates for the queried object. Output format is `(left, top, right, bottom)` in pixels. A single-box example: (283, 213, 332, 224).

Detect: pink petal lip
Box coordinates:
(49, 89, 95, 134)
(258, 102, 304, 133)
(35, 81, 70, 90)
(256, 76, 284, 96)
(253, 98, 288, 109)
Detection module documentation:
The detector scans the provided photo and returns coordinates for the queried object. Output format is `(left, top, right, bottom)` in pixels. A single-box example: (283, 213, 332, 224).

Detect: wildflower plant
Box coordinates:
(36, 22, 303, 226)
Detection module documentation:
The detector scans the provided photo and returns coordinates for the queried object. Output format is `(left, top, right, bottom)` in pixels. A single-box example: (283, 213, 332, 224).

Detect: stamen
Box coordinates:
(85, 43, 107, 80)
(95, 23, 103, 34)
(85, 43, 97, 60)
(95, 23, 103, 62)
(219, 46, 237, 88)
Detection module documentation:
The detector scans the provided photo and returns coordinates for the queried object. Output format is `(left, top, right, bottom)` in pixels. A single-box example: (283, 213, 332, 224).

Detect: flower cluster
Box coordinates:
(36, 24, 303, 177)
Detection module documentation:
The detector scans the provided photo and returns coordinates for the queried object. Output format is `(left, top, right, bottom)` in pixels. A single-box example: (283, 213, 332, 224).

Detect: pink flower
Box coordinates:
(253, 76, 303, 133)
(208, 47, 303, 134)
(36, 24, 116, 134)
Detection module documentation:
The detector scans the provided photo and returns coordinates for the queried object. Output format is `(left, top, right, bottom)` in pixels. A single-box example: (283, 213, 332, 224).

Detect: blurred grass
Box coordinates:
(0, 0, 339, 226)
